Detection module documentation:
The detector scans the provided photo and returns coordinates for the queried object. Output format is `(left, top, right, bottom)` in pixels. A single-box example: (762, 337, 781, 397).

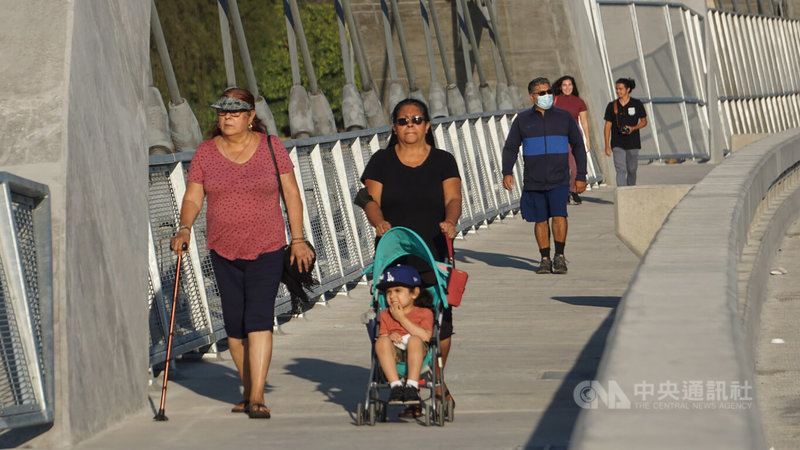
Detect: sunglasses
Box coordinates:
(535, 89, 553, 96)
(394, 116, 426, 126)
(217, 110, 248, 117)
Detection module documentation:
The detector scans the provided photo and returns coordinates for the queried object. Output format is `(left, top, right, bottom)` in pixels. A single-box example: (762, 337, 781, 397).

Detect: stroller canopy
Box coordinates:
(368, 227, 450, 310)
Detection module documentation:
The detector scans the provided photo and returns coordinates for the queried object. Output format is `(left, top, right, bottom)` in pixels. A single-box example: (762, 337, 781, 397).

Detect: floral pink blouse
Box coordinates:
(187, 133, 294, 260)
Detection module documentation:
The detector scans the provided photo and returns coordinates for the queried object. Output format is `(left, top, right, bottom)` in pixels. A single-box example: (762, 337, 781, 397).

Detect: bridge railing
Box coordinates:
(709, 10, 800, 151)
(146, 111, 602, 366)
(0, 172, 53, 431)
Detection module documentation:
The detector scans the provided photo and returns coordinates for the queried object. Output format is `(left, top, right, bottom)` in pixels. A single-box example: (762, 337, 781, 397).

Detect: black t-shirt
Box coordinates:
(604, 97, 647, 149)
(361, 147, 460, 261)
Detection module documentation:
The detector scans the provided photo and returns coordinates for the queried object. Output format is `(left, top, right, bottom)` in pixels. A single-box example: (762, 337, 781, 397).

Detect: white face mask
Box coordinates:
(537, 94, 554, 110)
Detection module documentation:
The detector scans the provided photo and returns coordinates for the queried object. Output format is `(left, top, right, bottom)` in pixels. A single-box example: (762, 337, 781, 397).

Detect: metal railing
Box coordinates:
(586, 2, 800, 159)
(146, 111, 603, 366)
(0, 172, 53, 431)
(709, 9, 800, 150)
(588, 1, 711, 160)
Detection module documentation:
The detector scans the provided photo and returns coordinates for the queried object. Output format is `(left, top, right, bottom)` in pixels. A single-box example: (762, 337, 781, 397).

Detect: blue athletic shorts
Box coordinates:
(520, 186, 569, 223)
(210, 248, 283, 338)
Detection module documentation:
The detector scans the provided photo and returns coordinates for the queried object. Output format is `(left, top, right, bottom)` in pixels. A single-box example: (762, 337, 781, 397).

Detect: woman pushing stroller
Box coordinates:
(375, 265, 434, 406)
(358, 98, 462, 414)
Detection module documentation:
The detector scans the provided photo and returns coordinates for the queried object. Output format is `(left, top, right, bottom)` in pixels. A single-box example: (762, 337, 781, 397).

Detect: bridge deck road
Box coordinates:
(76, 164, 712, 450)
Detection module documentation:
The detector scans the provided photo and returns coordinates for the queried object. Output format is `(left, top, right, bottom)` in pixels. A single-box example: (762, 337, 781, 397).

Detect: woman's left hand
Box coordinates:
(439, 220, 457, 239)
(290, 241, 315, 273)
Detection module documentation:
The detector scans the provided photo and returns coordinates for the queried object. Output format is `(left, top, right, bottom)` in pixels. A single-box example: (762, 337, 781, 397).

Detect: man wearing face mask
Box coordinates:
(502, 77, 587, 274)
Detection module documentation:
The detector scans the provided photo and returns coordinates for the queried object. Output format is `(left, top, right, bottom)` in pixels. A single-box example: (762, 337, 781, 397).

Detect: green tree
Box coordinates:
(150, 0, 348, 138)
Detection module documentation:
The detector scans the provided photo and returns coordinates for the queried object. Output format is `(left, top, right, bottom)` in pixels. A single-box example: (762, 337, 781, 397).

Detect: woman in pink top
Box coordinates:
(553, 75, 592, 205)
(171, 88, 313, 419)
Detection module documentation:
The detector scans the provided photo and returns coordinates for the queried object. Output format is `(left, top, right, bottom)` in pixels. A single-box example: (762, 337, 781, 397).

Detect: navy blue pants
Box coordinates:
(210, 249, 283, 338)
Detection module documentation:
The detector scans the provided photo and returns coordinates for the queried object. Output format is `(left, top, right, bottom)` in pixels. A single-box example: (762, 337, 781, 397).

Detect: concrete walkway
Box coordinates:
(75, 164, 713, 450)
(756, 215, 800, 449)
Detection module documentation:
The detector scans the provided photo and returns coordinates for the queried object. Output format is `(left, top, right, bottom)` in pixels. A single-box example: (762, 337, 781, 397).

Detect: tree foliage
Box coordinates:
(150, 0, 349, 137)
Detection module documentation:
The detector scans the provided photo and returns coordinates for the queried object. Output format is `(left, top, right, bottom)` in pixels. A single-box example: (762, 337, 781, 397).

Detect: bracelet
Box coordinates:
(290, 240, 307, 246)
(178, 225, 191, 233)
(291, 236, 305, 242)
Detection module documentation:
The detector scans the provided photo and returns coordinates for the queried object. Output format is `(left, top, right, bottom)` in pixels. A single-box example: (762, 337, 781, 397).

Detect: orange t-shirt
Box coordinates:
(379, 306, 433, 337)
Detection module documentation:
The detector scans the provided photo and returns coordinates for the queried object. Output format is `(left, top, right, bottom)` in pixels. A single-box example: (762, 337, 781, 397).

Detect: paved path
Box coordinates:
(756, 215, 800, 449)
(76, 164, 713, 450)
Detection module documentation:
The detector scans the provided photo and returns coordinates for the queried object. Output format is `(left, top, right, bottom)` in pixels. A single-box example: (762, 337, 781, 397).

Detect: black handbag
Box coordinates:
(266, 136, 318, 313)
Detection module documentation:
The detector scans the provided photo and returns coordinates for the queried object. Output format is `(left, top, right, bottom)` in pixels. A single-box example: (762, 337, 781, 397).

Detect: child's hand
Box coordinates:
(389, 332, 403, 344)
(388, 301, 406, 322)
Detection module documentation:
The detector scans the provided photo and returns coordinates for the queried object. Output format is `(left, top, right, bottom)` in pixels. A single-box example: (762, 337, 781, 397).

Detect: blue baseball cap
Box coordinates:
(376, 265, 421, 291)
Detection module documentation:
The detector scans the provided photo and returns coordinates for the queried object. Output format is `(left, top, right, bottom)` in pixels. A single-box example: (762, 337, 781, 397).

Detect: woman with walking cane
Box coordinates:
(171, 87, 313, 419)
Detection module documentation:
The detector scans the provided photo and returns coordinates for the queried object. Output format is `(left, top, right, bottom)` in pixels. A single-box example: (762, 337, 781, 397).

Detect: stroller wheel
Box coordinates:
(424, 404, 431, 427)
(368, 402, 377, 426)
(356, 402, 364, 426)
(446, 398, 455, 422)
(377, 402, 387, 422)
(436, 399, 445, 427)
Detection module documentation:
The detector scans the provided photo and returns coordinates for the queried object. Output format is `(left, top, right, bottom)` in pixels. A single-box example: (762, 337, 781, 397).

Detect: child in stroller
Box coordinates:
(356, 227, 453, 426)
(375, 265, 434, 405)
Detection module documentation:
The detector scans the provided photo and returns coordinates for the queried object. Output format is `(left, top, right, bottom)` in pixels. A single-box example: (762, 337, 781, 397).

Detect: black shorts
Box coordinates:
(440, 307, 453, 340)
(210, 248, 283, 339)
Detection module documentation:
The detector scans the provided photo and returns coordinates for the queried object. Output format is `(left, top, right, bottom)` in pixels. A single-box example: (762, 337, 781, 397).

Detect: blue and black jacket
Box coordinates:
(502, 106, 587, 191)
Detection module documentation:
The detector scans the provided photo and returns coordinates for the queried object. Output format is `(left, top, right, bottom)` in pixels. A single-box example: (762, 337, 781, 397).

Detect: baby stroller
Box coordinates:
(355, 227, 454, 426)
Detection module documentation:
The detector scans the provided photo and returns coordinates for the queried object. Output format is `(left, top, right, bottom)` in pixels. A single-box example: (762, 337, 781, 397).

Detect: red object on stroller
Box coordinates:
(443, 236, 468, 307)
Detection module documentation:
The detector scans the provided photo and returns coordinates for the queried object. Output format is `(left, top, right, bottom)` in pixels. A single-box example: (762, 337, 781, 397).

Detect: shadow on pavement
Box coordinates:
(552, 296, 620, 309)
(574, 195, 614, 205)
(168, 359, 253, 405)
(454, 248, 537, 271)
(525, 296, 619, 448)
(285, 358, 369, 416)
(0, 423, 52, 448)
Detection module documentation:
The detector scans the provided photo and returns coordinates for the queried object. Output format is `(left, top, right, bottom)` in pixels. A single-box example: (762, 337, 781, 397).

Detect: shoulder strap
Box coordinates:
(266, 135, 285, 201)
(446, 234, 455, 267)
(613, 100, 620, 130)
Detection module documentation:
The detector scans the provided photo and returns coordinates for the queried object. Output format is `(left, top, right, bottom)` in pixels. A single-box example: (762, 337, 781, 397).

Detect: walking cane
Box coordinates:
(154, 242, 187, 421)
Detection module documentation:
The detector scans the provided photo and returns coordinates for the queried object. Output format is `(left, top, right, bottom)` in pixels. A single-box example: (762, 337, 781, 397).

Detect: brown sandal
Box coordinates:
(435, 389, 455, 410)
(248, 403, 271, 419)
(231, 400, 249, 413)
(398, 404, 422, 418)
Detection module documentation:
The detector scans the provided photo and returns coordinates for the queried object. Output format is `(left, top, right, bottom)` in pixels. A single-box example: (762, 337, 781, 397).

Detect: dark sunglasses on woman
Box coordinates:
(395, 116, 426, 126)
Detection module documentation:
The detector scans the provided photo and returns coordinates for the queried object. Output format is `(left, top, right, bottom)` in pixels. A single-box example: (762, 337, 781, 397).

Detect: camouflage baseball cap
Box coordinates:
(210, 95, 254, 112)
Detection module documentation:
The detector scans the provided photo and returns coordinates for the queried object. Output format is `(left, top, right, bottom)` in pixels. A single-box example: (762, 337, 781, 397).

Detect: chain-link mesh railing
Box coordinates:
(0, 173, 53, 430)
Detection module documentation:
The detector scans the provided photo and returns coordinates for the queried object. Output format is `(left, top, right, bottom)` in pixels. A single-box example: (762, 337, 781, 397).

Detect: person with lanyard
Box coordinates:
(502, 77, 587, 274)
(358, 98, 462, 416)
(171, 87, 314, 419)
(603, 77, 648, 186)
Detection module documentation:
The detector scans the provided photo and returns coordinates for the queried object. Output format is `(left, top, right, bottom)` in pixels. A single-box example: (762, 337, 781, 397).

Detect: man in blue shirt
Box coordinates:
(502, 77, 587, 274)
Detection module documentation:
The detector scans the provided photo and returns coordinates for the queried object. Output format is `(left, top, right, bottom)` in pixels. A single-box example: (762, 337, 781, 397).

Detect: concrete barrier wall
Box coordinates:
(0, 0, 150, 446)
(571, 128, 800, 449)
